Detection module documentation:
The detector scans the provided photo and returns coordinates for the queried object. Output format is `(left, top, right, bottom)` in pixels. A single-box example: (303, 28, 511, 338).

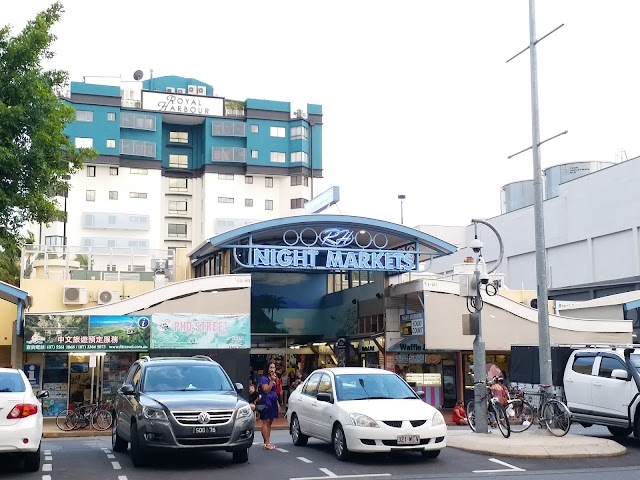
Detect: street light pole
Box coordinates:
(398, 195, 406, 225)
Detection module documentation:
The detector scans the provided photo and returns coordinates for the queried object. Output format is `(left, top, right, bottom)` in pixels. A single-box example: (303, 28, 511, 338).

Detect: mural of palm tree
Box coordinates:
(252, 294, 288, 333)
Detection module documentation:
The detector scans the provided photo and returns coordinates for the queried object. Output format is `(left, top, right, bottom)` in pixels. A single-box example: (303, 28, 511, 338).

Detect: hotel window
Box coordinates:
(218, 174, 234, 180)
(291, 175, 309, 186)
(270, 152, 286, 163)
(120, 139, 156, 157)
(245, 176, 253, 184)
(251, 150, 258, 159)
(168, 200, 187, 214)
(86, 190, 95, 201)
(218, 197, 234, 204)
(265, 177, 273, 188)
(290, 198, 307, 209)
(106, 139, 116, 149)
(109, 167, 118, 175)
(245, 198, 253, 207)
(265, 199, 274, 210)
(129, 192, 147, 199)
(250, 124, 259, 133)
(109, 191, 118, 200)
(169, 131, 189, 144)
(291, 151, 309, 163)
(75, 137, 93, 148)
(120, 112, 156, 131)
(270, 126, 285, 138)
(169, 154, 188, 168)
(212, 121, 246, 137)
(130, 168, 148, 175)
(291, 126, 308, 140)
(87, 166, 96, 177)
(169, 178, 188, 191)
(75, 110, 93, 122)
(107, 112, 116, 121)
(168, 224, 187, 238)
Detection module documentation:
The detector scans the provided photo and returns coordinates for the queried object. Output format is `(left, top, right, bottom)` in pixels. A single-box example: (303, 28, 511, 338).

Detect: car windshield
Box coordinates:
(334, 373, 417, 401)
(0, 372, 26, 393)
(143, 365, 234, 392)
(627, 354, 640, 371)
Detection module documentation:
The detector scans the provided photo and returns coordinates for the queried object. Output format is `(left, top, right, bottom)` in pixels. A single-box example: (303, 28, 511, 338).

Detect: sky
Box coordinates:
(6, 1, 640, 228)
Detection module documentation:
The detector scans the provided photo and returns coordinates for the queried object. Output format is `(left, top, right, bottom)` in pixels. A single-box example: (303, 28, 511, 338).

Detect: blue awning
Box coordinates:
(0, 280, 29, 336)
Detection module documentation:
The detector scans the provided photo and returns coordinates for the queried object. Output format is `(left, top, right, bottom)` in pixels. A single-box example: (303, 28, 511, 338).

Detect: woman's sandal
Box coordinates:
(263, 443, 276, 450)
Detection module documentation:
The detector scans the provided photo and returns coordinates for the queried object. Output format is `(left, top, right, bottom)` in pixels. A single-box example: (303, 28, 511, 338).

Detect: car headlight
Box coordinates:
(349, 413, 379, 428)
(142, 405, 167, 420)
(236, 404, 251, 419)
(432, 411, 445, 426)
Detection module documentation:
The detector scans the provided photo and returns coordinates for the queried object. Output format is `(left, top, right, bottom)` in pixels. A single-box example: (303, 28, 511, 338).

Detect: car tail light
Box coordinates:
(7, 404, 38, 419)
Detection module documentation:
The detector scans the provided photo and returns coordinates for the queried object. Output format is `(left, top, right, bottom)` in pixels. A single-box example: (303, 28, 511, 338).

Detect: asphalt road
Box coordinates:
(3, 426, 640, 480)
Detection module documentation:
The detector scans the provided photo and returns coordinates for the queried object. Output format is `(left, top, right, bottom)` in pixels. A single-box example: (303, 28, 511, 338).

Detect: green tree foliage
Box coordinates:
(0, 2, 95, 253)
(0, 231, 34, 286)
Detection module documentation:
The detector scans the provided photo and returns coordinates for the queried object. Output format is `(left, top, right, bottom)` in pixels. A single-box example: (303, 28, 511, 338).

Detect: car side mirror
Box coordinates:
(235, 383, 244, 394)
(416, 390, 426, 399)
(611, 369, 630, 381)
(119, 384, 136, 395)
(36, 390, 49, 399)
(316, 392, 333, 403)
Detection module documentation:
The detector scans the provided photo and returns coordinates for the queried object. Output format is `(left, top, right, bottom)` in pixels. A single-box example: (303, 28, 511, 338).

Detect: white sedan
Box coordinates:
(0, 368, 49, 472)
(287, 367, 446, 461)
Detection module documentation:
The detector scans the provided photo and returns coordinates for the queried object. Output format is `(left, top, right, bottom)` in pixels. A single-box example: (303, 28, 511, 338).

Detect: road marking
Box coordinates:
(472, 458, 526, 473)
(297, 457, 313, 463)
(103, 449, 112, 454)
(43, 476, 51, 480)
(42, 464, 52, 472)
(107, 454, 115, 459)
(112, 461, 122, 470)
(277, 447, 289, 452)
(45, 455, 53, 461)
(44, 450, 51, 455)
(290, 471, 391, 480)
(118, 477, 128, 480)
(319, 469, 337, 477)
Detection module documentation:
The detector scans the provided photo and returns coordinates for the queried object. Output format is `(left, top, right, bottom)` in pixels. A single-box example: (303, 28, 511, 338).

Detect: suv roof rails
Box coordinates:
(139, 355, 151, 362)
(192, 355, 214, 362)
(136, 355, 216, 363)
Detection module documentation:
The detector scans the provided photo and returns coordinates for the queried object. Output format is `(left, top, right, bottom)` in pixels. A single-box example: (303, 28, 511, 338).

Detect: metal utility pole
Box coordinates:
(398, 195, 406, 225)
(507, 0, 566, 391)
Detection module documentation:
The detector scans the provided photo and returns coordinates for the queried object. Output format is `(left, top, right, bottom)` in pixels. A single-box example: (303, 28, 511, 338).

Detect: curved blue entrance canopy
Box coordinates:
(189, 215, 457, 273)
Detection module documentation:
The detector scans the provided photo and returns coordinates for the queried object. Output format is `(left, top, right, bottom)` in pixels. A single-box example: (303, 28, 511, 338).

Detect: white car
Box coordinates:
(0, 368, 49, 472)
(287, 367, 446, 460)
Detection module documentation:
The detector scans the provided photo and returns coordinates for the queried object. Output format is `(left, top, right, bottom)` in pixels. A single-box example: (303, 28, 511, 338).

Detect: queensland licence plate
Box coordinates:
(193, 426, 216, 434)
(397, 434, 420, 445)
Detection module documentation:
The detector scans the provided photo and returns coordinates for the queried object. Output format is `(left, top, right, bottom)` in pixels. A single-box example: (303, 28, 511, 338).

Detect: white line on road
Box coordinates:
(297, 457, 313, 463)
(111, 461, 122, 470)
(118, 476, 128, 480)
(103, 449, 112, 454)
(319, 469, 337, 477)
(42, 476, 51, 480)
(277, 447, 289, 452)
(42, 464, 52, 472)
(107, 454, 115, 459)
(44, 450, 51, 455)
(472, 458, 526, 473)
(290, 471, 391, 480)
(45, 455, 52, 461)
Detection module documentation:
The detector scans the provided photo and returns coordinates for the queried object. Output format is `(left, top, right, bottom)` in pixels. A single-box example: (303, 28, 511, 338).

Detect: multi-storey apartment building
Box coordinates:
(36, 75, 322, 271)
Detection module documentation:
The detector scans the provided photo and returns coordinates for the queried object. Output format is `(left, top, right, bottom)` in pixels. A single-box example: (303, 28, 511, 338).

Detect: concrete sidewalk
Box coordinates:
(43, 415, 627, 459)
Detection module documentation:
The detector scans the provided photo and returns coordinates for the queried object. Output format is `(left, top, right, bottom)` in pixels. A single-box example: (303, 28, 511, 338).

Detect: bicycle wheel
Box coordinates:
(56, 409, 77, 431)
(466, 401, 476, 432)
(92, 409, 113, 431)
(541, 399, 571, 437)
(508, 399, 534, 433)
(492, 403, 511, 438)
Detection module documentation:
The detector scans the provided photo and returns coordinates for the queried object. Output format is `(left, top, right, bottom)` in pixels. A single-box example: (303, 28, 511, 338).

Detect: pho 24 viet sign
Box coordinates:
(151, 313, 250, 349)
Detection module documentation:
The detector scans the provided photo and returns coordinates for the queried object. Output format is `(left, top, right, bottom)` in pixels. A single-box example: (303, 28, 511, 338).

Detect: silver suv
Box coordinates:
(111, 356, 254, 467)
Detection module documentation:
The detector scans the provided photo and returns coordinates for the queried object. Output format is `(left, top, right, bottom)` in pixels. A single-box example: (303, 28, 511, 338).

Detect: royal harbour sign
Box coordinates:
(233, 228, 419, 272)
(142, 91, 223, 116)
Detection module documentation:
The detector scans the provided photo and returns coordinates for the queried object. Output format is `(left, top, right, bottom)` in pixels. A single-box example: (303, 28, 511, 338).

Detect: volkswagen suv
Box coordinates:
(111, 356, 253, 467)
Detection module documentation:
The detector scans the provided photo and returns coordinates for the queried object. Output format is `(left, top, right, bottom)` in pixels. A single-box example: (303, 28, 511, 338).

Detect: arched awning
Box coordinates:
(0, 280, 30, 336)
(189, 215, 457, 273)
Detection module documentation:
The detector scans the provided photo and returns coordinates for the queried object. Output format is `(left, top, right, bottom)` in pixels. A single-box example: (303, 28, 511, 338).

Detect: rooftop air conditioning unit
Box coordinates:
(166, 87, 176, 93)
(196, 85, 206, 96)
(63, 286, 88, 305)
(187, 85, 198, 95)
(98, 289, 120, 305)
(176, 88, 186, 94)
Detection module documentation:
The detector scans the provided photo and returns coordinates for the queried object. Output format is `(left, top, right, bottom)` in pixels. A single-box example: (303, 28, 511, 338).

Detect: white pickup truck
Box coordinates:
(563, 346, 640, 437)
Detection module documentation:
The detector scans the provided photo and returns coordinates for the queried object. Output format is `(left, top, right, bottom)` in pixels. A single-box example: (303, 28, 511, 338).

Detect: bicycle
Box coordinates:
(521, 384, 571, 437)
(467, 378, 511, 438)
(56, 402, 113, 431)
(504, 385, 535, 433)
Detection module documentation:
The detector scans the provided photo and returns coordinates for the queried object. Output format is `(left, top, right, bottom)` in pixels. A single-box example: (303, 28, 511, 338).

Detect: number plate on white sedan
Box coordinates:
(397, 434, 420, 445)
(193, 426, 216, 434)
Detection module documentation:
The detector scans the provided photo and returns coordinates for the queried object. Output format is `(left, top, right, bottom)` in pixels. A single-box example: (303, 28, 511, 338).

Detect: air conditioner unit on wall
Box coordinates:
(166, 87, 176, 93)
(63, 286, 88, 305)
(176, 88, 186, 94)
(98, 289, 121, 305)
(187, 85, 197, 95)
(197, 85, 206, 96)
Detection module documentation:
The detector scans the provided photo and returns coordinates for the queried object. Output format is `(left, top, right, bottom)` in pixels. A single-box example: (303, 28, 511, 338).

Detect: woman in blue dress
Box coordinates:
(258, 362, 279, 450)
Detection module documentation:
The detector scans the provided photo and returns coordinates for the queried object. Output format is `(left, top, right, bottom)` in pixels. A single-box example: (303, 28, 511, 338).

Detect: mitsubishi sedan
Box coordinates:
(287, 367, 446, 460)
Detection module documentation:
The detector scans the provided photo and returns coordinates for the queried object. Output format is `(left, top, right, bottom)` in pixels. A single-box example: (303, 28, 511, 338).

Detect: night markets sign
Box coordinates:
(24, 314, 150, 352)
(233, 228, 419, 272)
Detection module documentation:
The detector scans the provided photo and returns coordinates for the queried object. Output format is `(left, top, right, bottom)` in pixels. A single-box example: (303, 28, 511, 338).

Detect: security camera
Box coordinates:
(479, 272, 490, 285)
(470, 238, 483, 253)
